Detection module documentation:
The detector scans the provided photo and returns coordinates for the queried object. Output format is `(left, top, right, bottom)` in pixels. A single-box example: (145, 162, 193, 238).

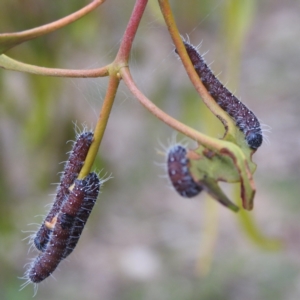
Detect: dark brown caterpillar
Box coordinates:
(175, 40, 263, 149)
(25, 173, 100, 285)
(167, 144, 202, 198)
(34, 131, 93, 252)
(27, 178, 87, 284)
(63, 172, 100, 259)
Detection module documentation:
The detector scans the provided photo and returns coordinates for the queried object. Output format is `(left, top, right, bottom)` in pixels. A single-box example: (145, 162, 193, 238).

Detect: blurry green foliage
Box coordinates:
(0, 1, 298, 300)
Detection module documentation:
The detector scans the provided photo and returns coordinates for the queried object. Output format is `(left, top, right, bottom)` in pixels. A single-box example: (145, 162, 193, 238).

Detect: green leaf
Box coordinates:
(188, 139, 256, 211)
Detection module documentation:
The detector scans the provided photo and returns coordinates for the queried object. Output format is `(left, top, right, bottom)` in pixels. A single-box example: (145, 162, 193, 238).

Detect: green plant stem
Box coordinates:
(234, 187, 282, 250)
(157, 0, 236, 138)
(196, 198, 219, 276)
(237, 209, 282, 250)
(0, 54, 110, 77)
(78, 74, 120, 179)
(0, 0, 105, 53)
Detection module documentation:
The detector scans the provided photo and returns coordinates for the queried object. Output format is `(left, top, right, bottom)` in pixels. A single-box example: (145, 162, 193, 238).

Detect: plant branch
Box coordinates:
(0, 54, 109, 77)
(115, 0, 148, 64)
(121, 66, 219, 146)
(78, 73, 120, 179)
(236, 201, 282, 250)
(0, 0, 105, 53)
(158, 0, 236, 137)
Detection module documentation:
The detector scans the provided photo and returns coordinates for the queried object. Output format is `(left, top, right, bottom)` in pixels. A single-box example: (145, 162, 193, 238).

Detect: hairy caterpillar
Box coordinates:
(62, 172, 100, 259)
(34, 131, 93, 252)
(167, 144, 202, 197)
(23, 173, 100, 285)
(175, 39, 263, 149)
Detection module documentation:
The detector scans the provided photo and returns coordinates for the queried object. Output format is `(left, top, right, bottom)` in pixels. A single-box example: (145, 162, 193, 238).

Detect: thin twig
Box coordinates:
(115, 0, 149, 64)
(0, 54, 109, 77)
(78, 74, 120, 179)
(0, 0, 106, 53)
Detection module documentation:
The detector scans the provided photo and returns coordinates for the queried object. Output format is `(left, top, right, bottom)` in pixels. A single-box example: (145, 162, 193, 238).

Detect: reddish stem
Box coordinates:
(78, 0, 148, 176)
(115, 0, 148, 64)
(0, 0, 105, 53)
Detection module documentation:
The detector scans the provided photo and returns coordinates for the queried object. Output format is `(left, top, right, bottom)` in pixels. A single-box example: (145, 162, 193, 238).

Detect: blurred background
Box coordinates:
(1, 0, 300, 299)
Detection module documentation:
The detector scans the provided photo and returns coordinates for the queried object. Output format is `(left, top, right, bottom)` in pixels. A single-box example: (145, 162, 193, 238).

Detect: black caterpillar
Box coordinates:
(167, 144, 202, 198)
(22, 173, 100, 287)
(175, 39, 263, 149)
(62, 172, 100, 259)
(34, 131, 94, 252)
